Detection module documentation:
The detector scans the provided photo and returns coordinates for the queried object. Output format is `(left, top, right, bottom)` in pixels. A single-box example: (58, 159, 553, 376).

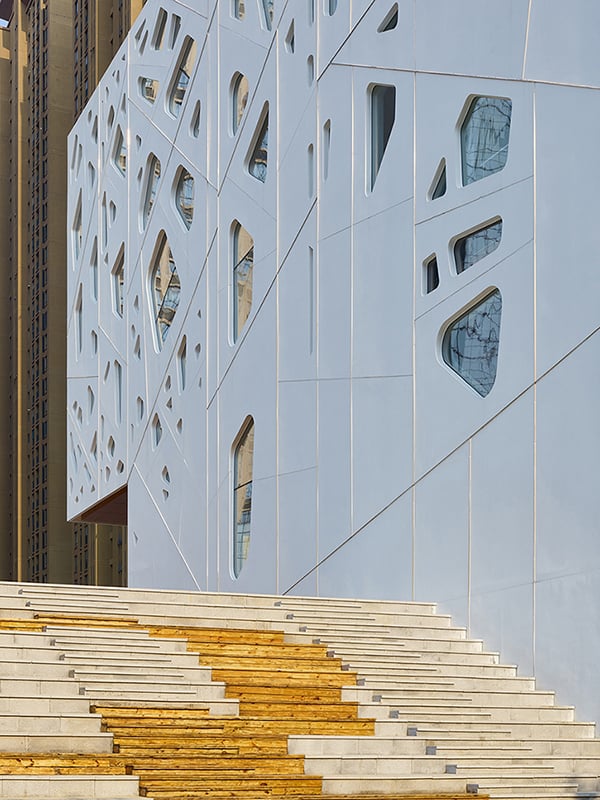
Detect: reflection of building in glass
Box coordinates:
(68, 0, 600, 730)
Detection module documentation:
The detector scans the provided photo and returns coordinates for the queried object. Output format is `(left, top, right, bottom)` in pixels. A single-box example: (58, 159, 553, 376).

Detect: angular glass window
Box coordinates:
(442, 290, 502, 397)
(142, 155, 161, 228)
(73, 192, 82, 260)
(152, 8, 168, 49)
(424, 255, 439, 294)
(113, 126, 127, 175)
(232, 73, 249, 134)
(175, 169, 194, 228)
(112, 249, 125, 317)
(327, 0, 338, 14)
(261, 0, 274, 29)
(461, 96, 512, 185)
(370, 84, 396, 190)
(233, 222, 254, 341)
(233, 417, 254, 579)
(168, 37, 197, 117)
(140, 77, 159, 103)
(378, 4, 398, 31)
(454, 219, 503, 274)
(233, 0, 245, 19)
(248, 109, 269, 182)
(429, 159, 447, 200)
(151, 235, 181, 348)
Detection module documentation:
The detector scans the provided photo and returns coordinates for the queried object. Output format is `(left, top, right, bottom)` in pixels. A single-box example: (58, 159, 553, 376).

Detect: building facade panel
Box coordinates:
(68, 0, 600, 723)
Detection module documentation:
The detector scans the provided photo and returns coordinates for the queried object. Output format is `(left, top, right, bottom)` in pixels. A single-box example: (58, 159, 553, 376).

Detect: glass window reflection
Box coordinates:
(461, 96, 512, 185)
(455, 219, 502, 274)
(443, 290, 502, 397)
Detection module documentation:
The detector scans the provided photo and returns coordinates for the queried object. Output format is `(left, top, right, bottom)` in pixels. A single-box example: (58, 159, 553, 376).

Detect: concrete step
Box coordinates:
(288, 735, 429, 756)
(295, 634, 486, 654)
(320, 774, 472, 793)
(0, 732, 114, 754)
(375, 719, 597, 738)
(342, 686, 557, 708)
(0, 774, 140, 798)
(0, 711, 103, 735)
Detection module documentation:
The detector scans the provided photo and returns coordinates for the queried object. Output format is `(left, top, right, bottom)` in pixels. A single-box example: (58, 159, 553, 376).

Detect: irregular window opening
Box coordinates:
(285, 20, 295, 52)
(461, 96, 512, 185)
(175, 169, 194, 228)
(261, 0, 274, 30)
(73, 193, 82, 260)
(370, 84, 396, 190)
(327, 0, 338, 15)
(307, 55, 314, 85)
(323, 119, 331, 181)
(248, 108, 269, 182)
(430, 159, 447, 199)
(233, 0, 246, 19)
(114, 361, 123, 424)
(177, 337, 187, 391)
(153, 8, 167, 49)
(233, 417, 254, 579)
(140, 77, 159, 104)
(233, 222, 254, 342)
(113, 127, 127, 175)
(90, 239, 98, 301)
(151, 235, 180, 348)
(454, 219, 503, 274)
(152, 414, 163, 447)
(308, 144, 314, 197)
(142, 155, 161, 228)
(378, 4, 398, 31)
(170, 15, 181, 48)
(112, 248, 125, 317)
(442, 290, 502, 397)
(169, 37, 197, 117)
(232, 73, 249, 135)
(191, 101, 201, 137)
(424, 255, 439, 294)
(75, 285, 83, 356)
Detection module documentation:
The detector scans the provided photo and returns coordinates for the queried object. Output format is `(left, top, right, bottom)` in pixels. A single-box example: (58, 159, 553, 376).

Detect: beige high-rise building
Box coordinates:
(0, 0, 143, 585)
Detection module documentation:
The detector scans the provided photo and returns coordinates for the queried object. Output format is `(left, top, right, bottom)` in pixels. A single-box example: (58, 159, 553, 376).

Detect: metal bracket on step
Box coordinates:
(341, 663, 350, 671)
(372, 694, 382, 703)
(25, 601, 31, 607)
(299, 626, 307, 632)
(466, 784, 479, 794)
(49, 639, 56, 646)
(406, 725, 417, 735)
(274, 601, 282, 606)
(357, 678, 366, 686)
(425, 745, 437, 755)
(312, 638, 321, 644)
(78, 687, 86, 695)
(445, 765, 457, 774)
(58, 653, 65, 661)
(326, 650, 335, 658)
(285, 613, 294, 620)
(390, 710, 400, 719)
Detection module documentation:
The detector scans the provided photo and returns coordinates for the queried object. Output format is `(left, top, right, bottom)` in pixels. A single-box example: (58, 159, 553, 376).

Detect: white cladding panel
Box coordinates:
(68, 0, 600, 723)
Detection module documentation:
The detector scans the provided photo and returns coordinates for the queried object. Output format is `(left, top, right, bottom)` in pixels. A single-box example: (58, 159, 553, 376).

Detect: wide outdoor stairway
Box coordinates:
(0, 584, 598, 800)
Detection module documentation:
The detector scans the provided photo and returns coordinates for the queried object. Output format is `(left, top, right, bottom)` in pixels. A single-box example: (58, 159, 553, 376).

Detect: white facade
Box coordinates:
(68, 0, 600, 722)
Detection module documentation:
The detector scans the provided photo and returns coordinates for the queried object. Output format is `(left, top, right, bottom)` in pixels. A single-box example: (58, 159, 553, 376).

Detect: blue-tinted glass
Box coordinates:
(455, 220, 502, 274)
(443, 290, 502, 397)
(262, 0, 273, 29)
(461, 96, 511, 185)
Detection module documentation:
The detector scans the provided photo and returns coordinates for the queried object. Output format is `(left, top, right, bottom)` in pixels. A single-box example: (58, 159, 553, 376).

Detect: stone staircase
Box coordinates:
(0, 582, 597, 800)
